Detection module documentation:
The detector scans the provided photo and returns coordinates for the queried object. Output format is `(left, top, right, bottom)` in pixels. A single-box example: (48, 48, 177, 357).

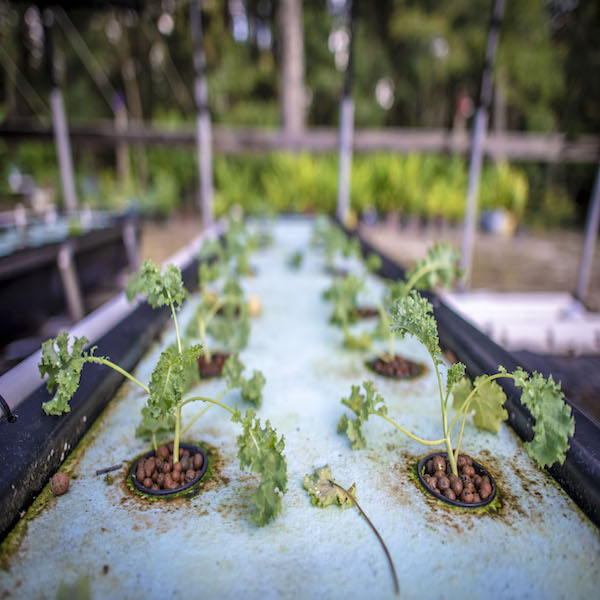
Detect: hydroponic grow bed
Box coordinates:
(0, 218, 598, 599)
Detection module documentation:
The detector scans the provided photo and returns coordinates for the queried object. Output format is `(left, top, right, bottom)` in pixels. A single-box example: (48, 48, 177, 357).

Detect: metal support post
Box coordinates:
(460, 0, 505, 287)
(576, 164, 600, 303)
(43, 11, 78, 214)
(190, 0, 214, 228)
(57, 242, 84, 323)
(336, 0, 355, 225)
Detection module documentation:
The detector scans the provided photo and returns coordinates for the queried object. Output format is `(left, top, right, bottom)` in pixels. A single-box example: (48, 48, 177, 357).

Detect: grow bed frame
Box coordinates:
(0, 217, 139, 350)
(0, 216, 598, 599)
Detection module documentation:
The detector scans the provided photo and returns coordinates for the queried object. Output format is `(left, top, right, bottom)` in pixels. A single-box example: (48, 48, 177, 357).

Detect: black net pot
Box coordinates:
(417, 452, 497, 508)
(131, 443, 208, 496)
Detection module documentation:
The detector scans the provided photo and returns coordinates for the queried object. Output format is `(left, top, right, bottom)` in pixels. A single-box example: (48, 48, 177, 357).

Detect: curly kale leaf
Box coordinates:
(286, 250, 304, 270)
(39, 334, 95, 416)
(135, 405, 176, 441)
(198, 238, 225, 262)
(509, 367, 574, 468)
(223, 353, 245, 388)
(390, 291, 442, 365)
(148, 345, 202, 418)
(126, 260, 185, 309)
(365, 252, 382, 273)
(325, 274, 363, 326)
(232, 408, 287, 526)
(344, 331, 373, 351)
(198, 260, 221, 285)
(337, 381, 387, 450)
(406, 242, 462, 291)
(446, 362, 466, 394)
(224, 355, 265, 407)
(452, 375, 508, 433)
(241, 370, 266, 408)
(208, 295, 250, 352)
(303, 465, 356, 509)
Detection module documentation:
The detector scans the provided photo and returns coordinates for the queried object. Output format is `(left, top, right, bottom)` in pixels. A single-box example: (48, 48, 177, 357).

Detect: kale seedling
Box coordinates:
(39, 260, 286, 525)
(338, 291, 575, 476)
(372, 242, 462, 361)
(186, 274, 251, 364)
(323, 242, 459, 357)
(303, 465, 399, 595)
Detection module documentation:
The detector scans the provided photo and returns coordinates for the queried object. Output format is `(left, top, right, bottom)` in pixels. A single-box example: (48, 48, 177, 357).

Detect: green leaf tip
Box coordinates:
(39, 333, 95, 416)
(338, 381, 387, 450)
(452, 375, 508, 433)
(303, 465, 356, 509)
(232, 408, 287, 526)
(511, 367, 575, 468)
(390, 291, 442, 363)
(406, 242, 462, 291)
(148, 344, 202, 418)
(126, 260, 185, 309)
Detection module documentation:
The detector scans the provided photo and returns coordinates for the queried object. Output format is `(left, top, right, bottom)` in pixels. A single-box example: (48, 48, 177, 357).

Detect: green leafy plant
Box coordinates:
(286, 250, 304, 270)
(323, 241, 461, 357)
(338, 290, 575, 476)
(39, 260, 286, 525)
(186, 276, 250, 364)
(303, 465, 399, 595)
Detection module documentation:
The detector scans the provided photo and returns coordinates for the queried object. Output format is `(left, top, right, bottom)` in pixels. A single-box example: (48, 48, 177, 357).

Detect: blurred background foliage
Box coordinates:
(0, 0, 598, 226)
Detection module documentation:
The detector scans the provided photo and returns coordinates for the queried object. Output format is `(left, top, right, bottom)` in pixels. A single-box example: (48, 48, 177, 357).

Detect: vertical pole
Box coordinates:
(576, 164, 600, 303)
(57, 242, 84, 323)
(460, 0, 505, 287)
(114, 93, 130, 185)
(43, 11, 78, 215)
(190, 0, 214, 228)
(279, 0, 305, 137)
(336, 0, 355, 225)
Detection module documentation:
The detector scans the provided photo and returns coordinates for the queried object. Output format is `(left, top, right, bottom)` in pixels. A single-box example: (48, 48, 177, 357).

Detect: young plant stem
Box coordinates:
(173, 403, 182, 463)
(86, 357, 150, 394)
(328, 480, 399, 596)
(169, 294, 184, 462)
(403, 261, 447, 296)
(168, 295, 183, 355)
(180, 395, 235, 416)
(197, 294, 245, 364)
(152, 432, 158, 453)
(180, 387, 230, 434)
(374, 299, 395, 361)
(431, 351, 458, 476)
(378, 414, 446, 446)
(449, 372, 515, 464)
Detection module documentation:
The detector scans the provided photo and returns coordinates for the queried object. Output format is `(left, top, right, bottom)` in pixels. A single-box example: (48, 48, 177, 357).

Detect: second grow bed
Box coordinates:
(0, 217, 598, 599)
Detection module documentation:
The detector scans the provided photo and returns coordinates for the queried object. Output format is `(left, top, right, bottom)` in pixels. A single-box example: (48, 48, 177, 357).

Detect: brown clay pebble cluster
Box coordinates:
(50, 472, 70, 496)
(423, 454, 493, 504)
(197, 352, 229, 378)
(356, 306, 379, 319)
(372, 355, 422, 378)
(135, 443, 204, 492)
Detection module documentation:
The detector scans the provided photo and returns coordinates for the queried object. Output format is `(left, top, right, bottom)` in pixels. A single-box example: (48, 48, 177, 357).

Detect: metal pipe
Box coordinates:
(576, 164, 600, 303)
(43, 11, 78, 215)
(460, 0, 506, 287)
(190, 0, 214, 228)
(336, 0, 355, 225)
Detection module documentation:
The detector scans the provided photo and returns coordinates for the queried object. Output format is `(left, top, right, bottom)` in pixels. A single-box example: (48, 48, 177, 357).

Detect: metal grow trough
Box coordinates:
(0, 215, 138, 357)
(0, 217, 598, 599)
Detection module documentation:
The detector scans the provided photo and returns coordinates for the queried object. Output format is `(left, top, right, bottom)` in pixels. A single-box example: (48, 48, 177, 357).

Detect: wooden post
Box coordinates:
(460, 0, 505, 287)
(190, 0, 214, 228)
